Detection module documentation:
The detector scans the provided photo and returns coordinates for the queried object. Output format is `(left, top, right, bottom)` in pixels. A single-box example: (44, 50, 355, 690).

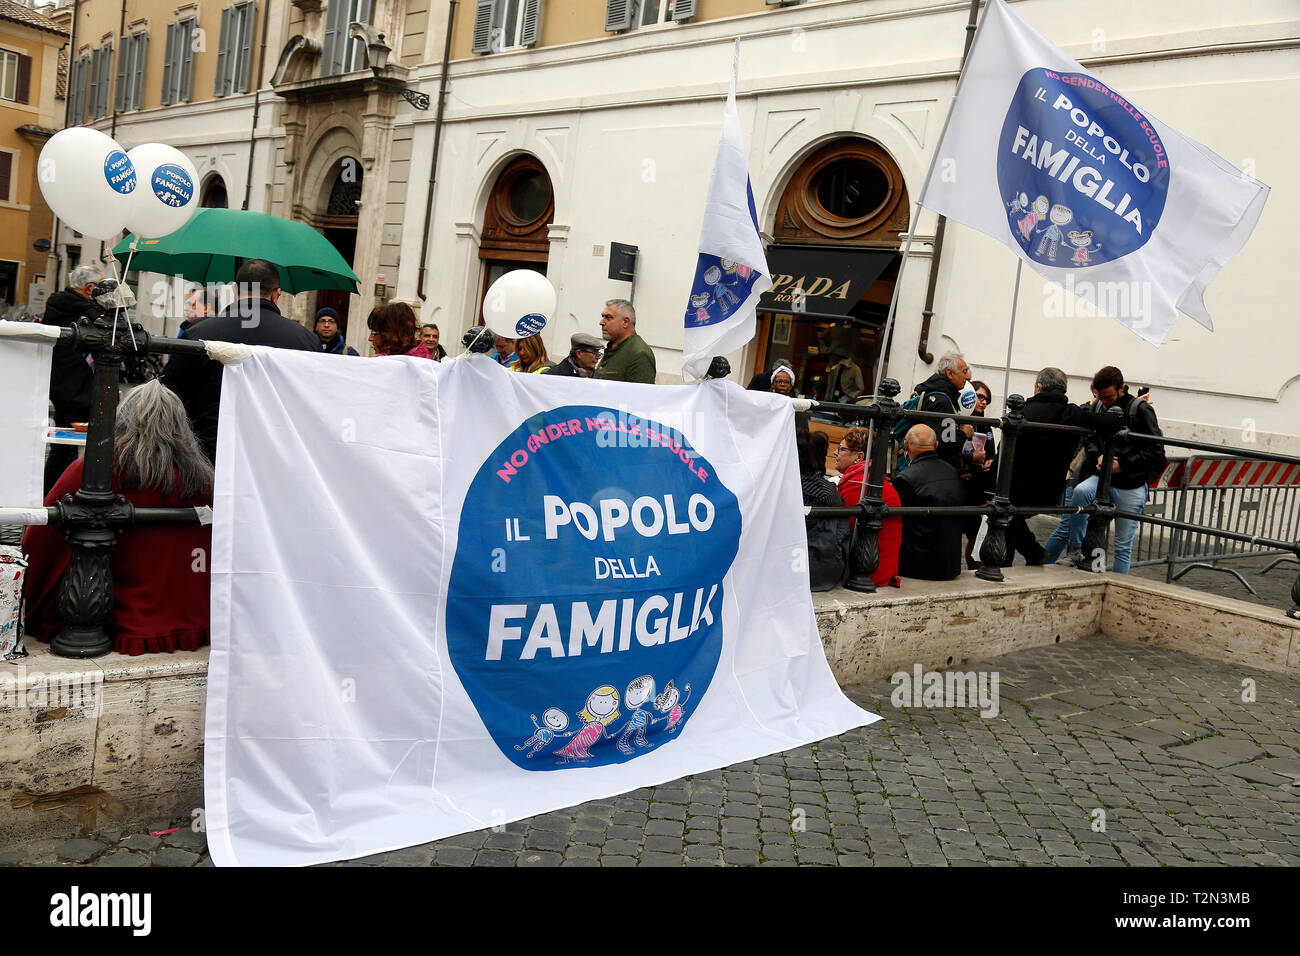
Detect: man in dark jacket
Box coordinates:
(1005, 367, 1112, 565)
(893, 424, 966, 581)
(544, 332, 603, 377)
(162, 259, 321, 463)
(41, 264, 105, 491)
(314, 307, 359, 356)
(1044, 365, 1164, 573)
(906, 352, 972, 466)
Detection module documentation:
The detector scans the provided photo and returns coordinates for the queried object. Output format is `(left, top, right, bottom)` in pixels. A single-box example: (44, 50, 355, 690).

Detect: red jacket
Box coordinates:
(23, 459, 213, 655)
(837, 459, 902, 588)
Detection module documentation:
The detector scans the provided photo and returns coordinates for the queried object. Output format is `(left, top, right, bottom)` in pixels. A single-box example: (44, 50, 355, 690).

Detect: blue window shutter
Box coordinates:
(179, 20, 195, 101)
(132, 34, 147, 109)
(237, 3, 256, 92)
(471, 0, 496, 54)
(115, 36, 128, 111)
(99, 45, 113, 115)
(673, 0, 696, 22)
(605, 0, 633, 33)
(215, 7, 232, 96)
(87, 50, 100, 117)
(322, 0, 340, 75)
(520, 0, 542, 47)
(161, 23, 176, 105)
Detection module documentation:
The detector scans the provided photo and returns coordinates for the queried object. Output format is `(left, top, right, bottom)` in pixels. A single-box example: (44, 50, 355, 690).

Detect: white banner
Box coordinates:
(0, 336, 53, 508)
(919, 0, 1268, 346)
(204, 349, 875, 866)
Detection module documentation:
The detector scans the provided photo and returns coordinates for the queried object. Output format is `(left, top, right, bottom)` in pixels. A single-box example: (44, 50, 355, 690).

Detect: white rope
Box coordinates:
(0, 320, 61, 342)
(203, 341, 254, 365)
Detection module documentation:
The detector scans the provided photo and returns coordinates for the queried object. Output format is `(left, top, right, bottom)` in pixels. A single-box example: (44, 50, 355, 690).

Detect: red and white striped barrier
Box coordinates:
(1153, 457, 1300, 489)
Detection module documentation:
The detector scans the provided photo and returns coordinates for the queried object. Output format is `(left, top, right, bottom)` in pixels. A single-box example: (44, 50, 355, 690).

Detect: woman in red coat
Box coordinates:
(834, 427, 902, 589)
(23, 381, 214, 655)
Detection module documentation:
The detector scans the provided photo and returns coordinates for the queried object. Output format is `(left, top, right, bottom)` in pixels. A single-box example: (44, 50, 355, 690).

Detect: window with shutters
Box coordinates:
(215, 2, 256, 96)
(604, 0, 693, 34)
(161, 18, 197, 105)
(0, 150, 14, 204)
(116, 33, 148, 111)
(471, 0, 543, 54)
(0, 50, 17, 101)
(321, 0, 373, 77)
(88, 44, 113, 118)
(68, 54, 89, 124)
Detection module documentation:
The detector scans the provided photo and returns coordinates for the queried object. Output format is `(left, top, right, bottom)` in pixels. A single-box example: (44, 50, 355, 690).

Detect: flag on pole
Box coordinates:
(682, 40, 771, 382)
(919, 0, 1268, 346)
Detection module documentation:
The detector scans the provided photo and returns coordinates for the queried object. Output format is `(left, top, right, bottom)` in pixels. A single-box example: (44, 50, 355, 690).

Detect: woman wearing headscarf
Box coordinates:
(23, 381, 214, 655)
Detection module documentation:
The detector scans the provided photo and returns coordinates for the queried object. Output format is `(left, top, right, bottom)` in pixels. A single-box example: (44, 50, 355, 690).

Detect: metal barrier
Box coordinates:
(1132, 456, 1300, 594)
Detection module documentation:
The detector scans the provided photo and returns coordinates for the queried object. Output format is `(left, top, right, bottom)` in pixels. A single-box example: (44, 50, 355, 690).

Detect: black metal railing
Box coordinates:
(798, 378, 1300, 620)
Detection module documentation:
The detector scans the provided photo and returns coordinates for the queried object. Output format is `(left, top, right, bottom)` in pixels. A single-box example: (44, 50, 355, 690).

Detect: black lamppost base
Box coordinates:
(50, 625, 114, 658)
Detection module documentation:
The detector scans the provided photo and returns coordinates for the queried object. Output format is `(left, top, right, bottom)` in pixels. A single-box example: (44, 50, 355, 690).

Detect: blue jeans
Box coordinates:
(1044, 477, 1148, 573)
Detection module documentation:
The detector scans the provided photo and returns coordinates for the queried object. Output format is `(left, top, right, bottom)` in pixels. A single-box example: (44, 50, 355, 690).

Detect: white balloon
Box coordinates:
(124, 143, 200, 239)
(36, 128, 136, 241)
(482, 269, 556, 339)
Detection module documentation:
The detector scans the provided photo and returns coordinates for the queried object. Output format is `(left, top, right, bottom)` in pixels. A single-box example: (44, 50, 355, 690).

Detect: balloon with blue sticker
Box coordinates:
(36, 127, 136, 241)
(958, 380, 979, 412)
(124, 143, 200, 239)
(482, 269, 555, 340)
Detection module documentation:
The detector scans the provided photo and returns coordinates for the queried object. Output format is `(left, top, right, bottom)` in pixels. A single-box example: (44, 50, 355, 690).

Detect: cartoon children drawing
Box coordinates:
(1035, 203, 1073, 262)
(554, 685, 621, 764)
(1007, 191, 1029, 217)
(650, 681, 692, 734)
(515, 707, 575, 759)
(1066, 229, 1102, 266)
(1018, 195, 1048, 242)
(616, 675, 655, 755)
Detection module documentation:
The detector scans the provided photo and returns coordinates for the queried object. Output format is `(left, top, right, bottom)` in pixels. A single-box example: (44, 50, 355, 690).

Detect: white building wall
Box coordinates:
(405, 0, 1295, 445)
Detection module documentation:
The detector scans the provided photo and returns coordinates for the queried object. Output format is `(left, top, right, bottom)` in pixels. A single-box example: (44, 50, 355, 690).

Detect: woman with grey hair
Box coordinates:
(23, 381, 215, 655)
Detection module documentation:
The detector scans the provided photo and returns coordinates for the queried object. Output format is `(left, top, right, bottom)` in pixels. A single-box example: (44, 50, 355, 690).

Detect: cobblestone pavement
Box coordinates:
(5, 636, 1298, 867)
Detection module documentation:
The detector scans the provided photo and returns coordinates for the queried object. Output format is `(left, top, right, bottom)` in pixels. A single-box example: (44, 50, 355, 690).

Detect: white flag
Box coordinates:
(0, 324, 56, 508)
(919, 0, 1268, 345)
(682, 40, 772, 381)
(204, 349, 875, 866)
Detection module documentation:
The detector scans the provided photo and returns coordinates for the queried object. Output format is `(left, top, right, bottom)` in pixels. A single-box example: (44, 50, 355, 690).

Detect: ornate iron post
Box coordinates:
(976, 394, 1025, 582)
(50, 317, 135, 657)
(844, 378, 900, 592)
(1079, 405, 1125, 572)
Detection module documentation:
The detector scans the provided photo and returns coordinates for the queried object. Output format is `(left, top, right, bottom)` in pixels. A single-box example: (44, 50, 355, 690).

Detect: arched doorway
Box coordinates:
(753, 139, 908, 401)
(200, 174, 228, 208)
(315, 158, 362, 334)
(477, 155, 554, 321)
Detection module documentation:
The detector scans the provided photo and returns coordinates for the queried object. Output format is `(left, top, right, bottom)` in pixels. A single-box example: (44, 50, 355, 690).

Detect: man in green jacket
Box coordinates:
(593, 298, 656, 384)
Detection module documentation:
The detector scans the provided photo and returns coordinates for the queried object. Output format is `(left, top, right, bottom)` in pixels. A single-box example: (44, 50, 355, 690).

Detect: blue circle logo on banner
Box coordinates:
(103, 150, 137, 194)
(997, 68, 1169, 268)
(515, 313, 547, 337)
(447, 405, 741, 771)
(151, 164, 194, 209)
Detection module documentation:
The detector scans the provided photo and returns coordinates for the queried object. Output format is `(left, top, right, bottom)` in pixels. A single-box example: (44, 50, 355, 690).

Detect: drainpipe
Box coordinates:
(917, 0, 981, 365)
(109, 0, 125, 139)
(242, 0, 272, 210)
(416, 0, 457, 301)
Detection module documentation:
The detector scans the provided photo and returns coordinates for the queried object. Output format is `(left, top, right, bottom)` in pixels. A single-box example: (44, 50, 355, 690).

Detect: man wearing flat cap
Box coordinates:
(315, 307, 358, 356)
(544, 332, 604, 378)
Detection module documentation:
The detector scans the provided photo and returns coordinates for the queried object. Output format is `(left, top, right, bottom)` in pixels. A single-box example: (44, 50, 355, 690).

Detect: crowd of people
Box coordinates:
(23, 259, 1161, 655)
(796, 352, 1166, 589)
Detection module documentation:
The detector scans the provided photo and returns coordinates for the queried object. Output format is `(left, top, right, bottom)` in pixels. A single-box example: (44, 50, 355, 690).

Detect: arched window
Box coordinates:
(478, 155, 554, 320)
(200, 175, 228, 209)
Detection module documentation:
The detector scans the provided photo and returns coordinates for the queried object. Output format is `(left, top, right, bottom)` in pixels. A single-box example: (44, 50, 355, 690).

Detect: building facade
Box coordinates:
(40, 0, 1300, 450)
(0, 0, 65, 312)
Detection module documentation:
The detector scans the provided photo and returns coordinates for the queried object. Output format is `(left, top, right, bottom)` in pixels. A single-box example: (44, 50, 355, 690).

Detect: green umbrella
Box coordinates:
(111, 208, 359, 295)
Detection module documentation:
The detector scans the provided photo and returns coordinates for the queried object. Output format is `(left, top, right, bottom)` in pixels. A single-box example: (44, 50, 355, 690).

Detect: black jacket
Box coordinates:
(162, 298, 321, 461)
(1011, 392, 1111, 507)
(908, 371, 965, 465)
(1079, 393, 1165, 490)
(893, 451, 965, 581)
(43, 288, 103, 411)
(801, 473, 849, 591)
(321, 334, 359, 356)
(543, 355, 587, 377)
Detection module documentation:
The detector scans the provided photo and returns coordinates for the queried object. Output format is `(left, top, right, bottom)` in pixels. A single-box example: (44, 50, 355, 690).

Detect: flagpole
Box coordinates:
(1001, 258, 1022, 406)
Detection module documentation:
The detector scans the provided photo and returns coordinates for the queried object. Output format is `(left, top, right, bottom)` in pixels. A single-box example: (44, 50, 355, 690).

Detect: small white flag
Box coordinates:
(919, 0, 1268, 345)
(681, 40, 772, 382)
